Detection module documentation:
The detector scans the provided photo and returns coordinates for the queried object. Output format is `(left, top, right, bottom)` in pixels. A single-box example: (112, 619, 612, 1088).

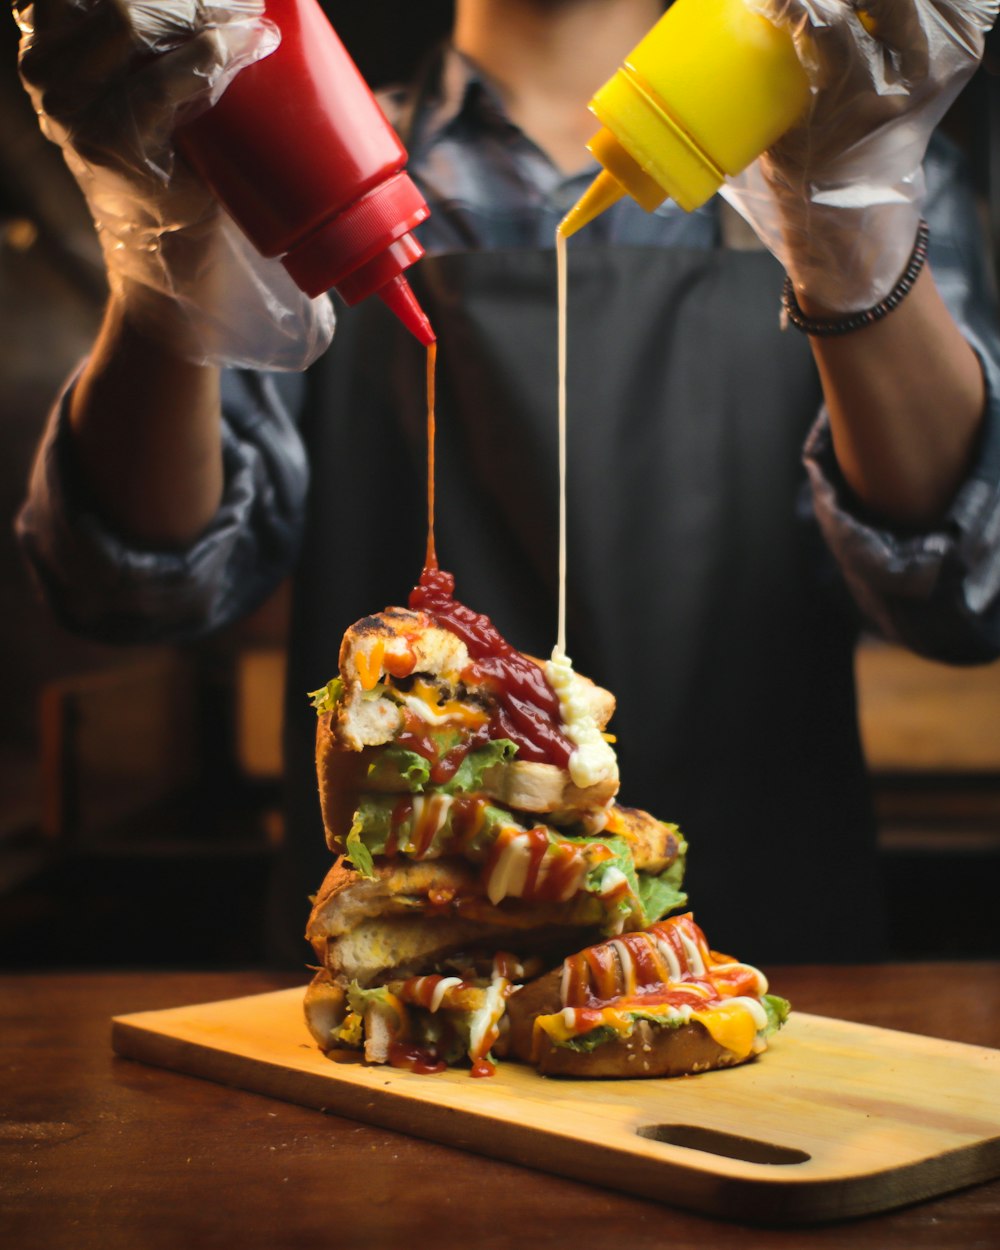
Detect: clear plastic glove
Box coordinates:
(722, 0, 999, 313)
(14, 0, 336, 369)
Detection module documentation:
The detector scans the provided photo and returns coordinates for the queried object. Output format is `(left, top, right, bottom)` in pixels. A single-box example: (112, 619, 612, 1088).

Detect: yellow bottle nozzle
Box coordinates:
(558, 169, 625, 239)
(560, 0, 811, 235)
(560, 130, 669, 237)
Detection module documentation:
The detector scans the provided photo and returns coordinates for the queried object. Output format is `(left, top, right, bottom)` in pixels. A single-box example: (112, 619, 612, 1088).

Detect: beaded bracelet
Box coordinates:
(781, 219, 930, 337)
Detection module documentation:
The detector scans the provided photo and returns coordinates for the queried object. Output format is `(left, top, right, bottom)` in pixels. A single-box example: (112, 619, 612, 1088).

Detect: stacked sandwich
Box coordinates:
(304, 586, 787, 1077)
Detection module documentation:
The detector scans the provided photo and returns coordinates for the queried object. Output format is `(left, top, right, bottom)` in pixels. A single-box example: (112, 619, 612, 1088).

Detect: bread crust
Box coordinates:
(306, 857, 607, 943)
(305, 856, 606, 988)
(303, 969, 347, 1049)
(527, 1018, 744, 1078)
(316, 714, 369, 850)
(481, 758, 619, 820)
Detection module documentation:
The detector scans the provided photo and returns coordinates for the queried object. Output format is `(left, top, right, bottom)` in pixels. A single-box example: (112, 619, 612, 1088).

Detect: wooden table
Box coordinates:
(2, 967, 999, 1249)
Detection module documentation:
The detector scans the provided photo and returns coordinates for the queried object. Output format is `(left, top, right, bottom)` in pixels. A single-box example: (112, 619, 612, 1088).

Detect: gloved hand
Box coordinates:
(722, 0, 999, 313)
(14, 0, 336, 369)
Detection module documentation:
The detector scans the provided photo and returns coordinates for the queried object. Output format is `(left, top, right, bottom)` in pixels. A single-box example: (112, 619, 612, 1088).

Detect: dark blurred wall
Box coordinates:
(320, 1, 454, 87)
(0, 14, 111, 832)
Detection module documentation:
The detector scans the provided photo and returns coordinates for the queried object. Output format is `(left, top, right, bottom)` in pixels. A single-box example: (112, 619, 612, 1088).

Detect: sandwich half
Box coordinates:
(502, 912, 789, 1077)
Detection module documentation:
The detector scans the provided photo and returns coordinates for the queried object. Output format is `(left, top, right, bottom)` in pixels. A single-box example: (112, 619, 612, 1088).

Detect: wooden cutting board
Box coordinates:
(111, 987, 1000, 1225)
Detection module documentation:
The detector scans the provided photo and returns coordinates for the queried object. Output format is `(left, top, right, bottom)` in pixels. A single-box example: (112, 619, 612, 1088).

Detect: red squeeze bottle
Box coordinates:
(175, 0, 435, 345)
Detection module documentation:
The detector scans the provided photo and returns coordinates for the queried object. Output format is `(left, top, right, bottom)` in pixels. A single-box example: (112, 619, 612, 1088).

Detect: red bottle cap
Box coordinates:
(282, 170, 434, 343)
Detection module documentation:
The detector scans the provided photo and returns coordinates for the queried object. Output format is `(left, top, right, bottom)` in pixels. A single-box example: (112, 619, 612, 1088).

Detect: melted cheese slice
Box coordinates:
(535, 1006, 635, 1048)
(355, 639, 385, 691)
(691, 998, 763, 1060)
(401, 679, 489, 728)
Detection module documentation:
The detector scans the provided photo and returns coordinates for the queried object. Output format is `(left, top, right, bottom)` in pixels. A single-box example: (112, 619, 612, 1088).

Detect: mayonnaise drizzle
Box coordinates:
(545, 648, 617, 787)
(429, 976, 463, 1013)
(655, 936, 682, 982)
(409, 794, 453, 849)
(678, 927, 707, 976)
(468, 970, 509, 1061)
(556, 226, 568, 657)
(610, 939, 636, 995)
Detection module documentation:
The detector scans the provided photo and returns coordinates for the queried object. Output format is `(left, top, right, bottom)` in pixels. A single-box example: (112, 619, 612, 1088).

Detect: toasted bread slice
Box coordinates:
(480, 759, 619, 820)
(303, 969, 348, 1050)
(306, 859, 494, 985)
(336, 608, 616, 743)
(305, 856, 481, 947)
(305, 857, 606, 984)
(304, 966, 410, 1062)
(339, 607, 468, 687)
(334, 608, 472, 751)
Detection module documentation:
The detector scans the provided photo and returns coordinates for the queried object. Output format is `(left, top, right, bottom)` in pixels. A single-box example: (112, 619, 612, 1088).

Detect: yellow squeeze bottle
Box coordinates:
(560, 0, 811, 236)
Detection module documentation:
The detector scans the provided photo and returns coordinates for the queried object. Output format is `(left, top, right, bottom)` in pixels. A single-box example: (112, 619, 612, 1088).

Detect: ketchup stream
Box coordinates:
(425, 341, 437, 570)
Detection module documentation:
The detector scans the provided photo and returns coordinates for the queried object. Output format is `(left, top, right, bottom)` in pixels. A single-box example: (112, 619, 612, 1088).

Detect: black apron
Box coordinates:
(273, 242, 885, 968)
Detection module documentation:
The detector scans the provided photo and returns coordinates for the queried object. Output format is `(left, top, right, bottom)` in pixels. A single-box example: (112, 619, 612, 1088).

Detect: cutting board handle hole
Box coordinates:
(637, 1123, 811, 1166)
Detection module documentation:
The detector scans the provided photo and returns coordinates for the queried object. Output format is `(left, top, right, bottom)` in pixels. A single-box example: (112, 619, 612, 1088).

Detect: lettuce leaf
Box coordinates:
(362, 736, 518, 796)
(349, 794, 514, 861)
(635, 833, 688, 924)
(581, 837, 643, 930)
(308, 677, 344, 715)
(346, 981, 397, 1015)
(559, 1007, 687, 1049)
(559, 1024, 621, 1053)
(762, 994, 791, 1035)
(408, 1012, 468, 1065)
(345, 821, 376, 878)
(351, 800, 637, 886)
(331, 1011, 364, 1048)
(441, 738, 517, 793)
(366, 745, 432, 791)
(636, 868, 688, 926)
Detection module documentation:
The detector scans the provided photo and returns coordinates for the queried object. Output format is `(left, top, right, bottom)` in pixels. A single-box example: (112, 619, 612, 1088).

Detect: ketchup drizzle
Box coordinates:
(560, 917, 734, 1010)
(396, 716, 492, 785)
(388, 1041, 447, 1075)
(409, 566, 573, 767)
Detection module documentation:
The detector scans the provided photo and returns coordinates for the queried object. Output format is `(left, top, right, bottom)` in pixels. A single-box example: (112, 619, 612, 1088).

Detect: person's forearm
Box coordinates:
(69, 296, 224, 548)
(803, 268, 985, 529)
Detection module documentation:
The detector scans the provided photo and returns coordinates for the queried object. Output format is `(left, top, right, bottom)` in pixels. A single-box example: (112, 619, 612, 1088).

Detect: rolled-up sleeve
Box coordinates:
(803, 135, 1000, 663)
(15, 368, 309, 644)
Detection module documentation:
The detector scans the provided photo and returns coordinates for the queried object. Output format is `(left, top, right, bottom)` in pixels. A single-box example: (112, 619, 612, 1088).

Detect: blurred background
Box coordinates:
(1, 2, 998, 969)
